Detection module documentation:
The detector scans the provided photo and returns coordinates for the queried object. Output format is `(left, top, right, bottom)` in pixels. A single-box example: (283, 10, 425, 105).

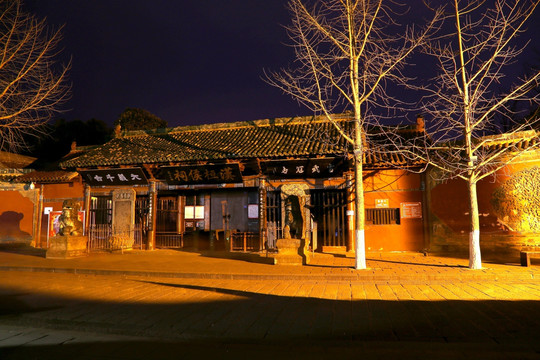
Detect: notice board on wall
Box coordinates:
(400, 202, 422, 219)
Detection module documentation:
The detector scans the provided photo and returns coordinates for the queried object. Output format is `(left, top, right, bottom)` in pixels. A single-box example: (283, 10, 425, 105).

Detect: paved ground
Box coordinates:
(0, 248, 539, 359)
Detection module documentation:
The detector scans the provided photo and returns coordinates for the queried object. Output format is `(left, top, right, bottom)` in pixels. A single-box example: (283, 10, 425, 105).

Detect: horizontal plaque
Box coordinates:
(261, 158, 347, 179)
(80, 168, 148, 186)
(161, 163, 242, 185)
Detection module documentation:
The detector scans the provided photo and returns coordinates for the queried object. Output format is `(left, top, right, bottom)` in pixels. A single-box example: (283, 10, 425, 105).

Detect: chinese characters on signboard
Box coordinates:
(375, 199, 389, 208)
(261, 158, 347, 179)
(161, 164, 242, 185)
(400, 202, 422, 219)
(79, 168, 148, 186)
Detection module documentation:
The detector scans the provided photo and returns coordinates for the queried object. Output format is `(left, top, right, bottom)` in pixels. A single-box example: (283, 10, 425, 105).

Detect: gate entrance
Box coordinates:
(155, 196, 183, 248)
(265, 191, 282, 250)
(310, 189, 348, 250)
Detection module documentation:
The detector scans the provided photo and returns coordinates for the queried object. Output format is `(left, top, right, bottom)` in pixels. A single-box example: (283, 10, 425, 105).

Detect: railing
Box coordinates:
(156, 232, 183, 248)
(87, 224, 111, 251)
(133, 225, 144, 249)
(87, 224, 144, 251)
(230, 232, 261, 252)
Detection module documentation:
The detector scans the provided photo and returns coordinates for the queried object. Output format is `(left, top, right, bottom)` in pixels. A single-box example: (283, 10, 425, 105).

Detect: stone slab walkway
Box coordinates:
(0, 248, 539, 359)
(0, 248, 538, 282)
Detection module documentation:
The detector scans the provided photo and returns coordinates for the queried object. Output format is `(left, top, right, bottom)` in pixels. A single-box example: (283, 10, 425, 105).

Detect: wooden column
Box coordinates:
(259, 179, 267, 251)
(34, 184, 43, 248)
(147, 181, 157, 250)
(84, 185, 91, 236)
(421, 172, 430, 254)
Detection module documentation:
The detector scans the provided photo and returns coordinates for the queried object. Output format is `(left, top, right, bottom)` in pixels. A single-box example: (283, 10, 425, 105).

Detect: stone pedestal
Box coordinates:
(274, 238, 305, 265)
(46, 235, 88, 259)
(109, 234, 135, 253)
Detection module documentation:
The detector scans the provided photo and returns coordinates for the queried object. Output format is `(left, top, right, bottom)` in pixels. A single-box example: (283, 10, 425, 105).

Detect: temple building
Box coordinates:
(56, 115, 426, 254)
(1, 115, 539, 260)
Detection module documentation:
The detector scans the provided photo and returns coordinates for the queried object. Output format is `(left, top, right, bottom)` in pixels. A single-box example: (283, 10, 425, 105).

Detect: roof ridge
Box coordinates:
(120, 114, 351, 137)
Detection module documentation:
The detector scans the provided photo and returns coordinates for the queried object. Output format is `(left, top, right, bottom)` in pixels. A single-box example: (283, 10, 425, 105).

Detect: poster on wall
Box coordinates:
(248, 204, 259, 219)
(47, 211, 86, 239)
(184, 206, 205, 220)
(400, 202, 422, 219)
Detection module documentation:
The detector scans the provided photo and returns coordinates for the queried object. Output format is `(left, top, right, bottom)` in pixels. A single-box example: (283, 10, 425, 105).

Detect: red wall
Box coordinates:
(428, 158, 540, 254)
(0, 188, 35, 243)
(364, 170, 425, 252)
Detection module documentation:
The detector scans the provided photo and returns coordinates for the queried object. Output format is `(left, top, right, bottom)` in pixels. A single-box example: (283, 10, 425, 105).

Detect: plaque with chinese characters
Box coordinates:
(161, 164, 243, 185)
(400, 202, 422, 219)
(261, 158, 347, 179)
(79, 168, 148, 186)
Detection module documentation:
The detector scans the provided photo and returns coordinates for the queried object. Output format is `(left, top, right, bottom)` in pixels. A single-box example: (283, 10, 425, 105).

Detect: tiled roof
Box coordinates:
(0, 151, 36, 169)
(61, 116, 352, 168)
(14, 170, 79, 183)
(0, 168, 34, 181)
(478, 130, 540, 150)
(60, 115, 425, 170)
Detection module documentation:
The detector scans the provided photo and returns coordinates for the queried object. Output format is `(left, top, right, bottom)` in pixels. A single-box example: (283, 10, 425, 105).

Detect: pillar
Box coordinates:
(259, 179, 267, 251)
(84, 185, 91, 236)
(147, 181, 157, 250)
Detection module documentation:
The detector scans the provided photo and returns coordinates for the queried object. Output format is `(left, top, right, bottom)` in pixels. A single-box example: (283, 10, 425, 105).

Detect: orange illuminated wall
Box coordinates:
(427, 153, 540, 255)
(363, 169, 425, 252)
(0, 188, 36, 244)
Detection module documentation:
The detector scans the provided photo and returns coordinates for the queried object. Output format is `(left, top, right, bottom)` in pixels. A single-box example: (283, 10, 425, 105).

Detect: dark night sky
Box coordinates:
(24, 1, 540, 128)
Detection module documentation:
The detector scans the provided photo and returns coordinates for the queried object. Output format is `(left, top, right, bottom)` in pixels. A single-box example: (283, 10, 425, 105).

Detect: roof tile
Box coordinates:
(60, 115, 423, 170)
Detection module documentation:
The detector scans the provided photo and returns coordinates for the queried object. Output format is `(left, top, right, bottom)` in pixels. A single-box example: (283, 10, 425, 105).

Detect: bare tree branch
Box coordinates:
(404, 0, 540, 269)
(266, 0, 441, 269)
(0, 0, 70, 152)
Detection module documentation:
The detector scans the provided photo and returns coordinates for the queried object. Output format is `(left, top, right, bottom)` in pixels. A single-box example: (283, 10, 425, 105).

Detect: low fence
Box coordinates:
(230, 232, 261, 252)
(88, 225, 185, 250)
(87, 224, 144, 251)
(156, 232, 183, 248)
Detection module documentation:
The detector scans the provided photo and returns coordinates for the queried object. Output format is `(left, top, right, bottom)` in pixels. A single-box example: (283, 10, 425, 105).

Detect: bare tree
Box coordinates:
(266, 0, 440, 269)
(404, 0, 540, 269)
(0, 0, 70, 152)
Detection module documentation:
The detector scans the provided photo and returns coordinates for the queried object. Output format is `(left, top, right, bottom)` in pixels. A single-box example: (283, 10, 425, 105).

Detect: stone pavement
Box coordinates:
(0, 247, 538, 281)
(0, 248, 539, 359)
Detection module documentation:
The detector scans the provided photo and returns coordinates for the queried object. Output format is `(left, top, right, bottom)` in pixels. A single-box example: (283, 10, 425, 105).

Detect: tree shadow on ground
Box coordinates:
(365, 258, 468, 268)
(0, 244, 46, 258)
(0, 279, 538, 357)
(169, 248, 275, 265)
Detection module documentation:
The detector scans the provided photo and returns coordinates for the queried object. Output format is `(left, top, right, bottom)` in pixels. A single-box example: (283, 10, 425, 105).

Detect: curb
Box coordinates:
(0, 265, 537, 282)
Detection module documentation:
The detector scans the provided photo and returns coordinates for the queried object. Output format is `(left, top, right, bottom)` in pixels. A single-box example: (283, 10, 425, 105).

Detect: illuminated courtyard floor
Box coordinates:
(0, 249, 539, 359)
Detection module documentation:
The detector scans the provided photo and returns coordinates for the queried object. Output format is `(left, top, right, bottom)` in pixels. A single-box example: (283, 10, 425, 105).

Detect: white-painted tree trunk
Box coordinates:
(354, 150, 367, 270)
(468, 179, 482, 269)
(355, 229, 366, 269)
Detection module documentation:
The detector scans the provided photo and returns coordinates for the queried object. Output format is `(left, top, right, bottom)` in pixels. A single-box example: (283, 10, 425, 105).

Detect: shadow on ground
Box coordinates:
(0, 279, 539, 359)
(170, 248, 276, 265)
(1, 337, 535, 360)
(0, 244, 46, 258)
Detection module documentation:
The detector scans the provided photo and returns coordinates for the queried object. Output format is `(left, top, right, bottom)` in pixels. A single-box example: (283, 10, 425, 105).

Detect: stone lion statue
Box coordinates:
(283, 196, 304, 239)
(58, 200, 83, 236)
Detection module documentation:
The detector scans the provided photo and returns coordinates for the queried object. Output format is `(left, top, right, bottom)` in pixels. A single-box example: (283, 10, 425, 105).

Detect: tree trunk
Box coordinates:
(355, 154, 367, 269)
(468, 179, 482, 269)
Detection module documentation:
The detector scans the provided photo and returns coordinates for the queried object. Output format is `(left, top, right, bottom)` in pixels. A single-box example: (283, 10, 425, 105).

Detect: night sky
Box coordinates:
(24, 1, 540, 128)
